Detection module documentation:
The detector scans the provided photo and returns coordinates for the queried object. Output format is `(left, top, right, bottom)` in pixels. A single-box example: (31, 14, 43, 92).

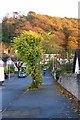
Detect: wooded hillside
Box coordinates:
(2, 11, 79, 54)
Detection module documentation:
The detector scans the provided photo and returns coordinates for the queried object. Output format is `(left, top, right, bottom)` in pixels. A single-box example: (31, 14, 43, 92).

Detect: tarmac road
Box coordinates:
(1, 70, 79, 119)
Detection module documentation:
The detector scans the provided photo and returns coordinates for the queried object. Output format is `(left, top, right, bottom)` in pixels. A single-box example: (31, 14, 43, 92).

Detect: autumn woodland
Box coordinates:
(1, 11, 79, 56)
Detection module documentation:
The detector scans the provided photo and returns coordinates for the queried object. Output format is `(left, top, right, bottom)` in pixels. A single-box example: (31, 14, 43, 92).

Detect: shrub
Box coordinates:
(14, 71, 18, 74)
(4, 67, 8, 74)
(51, 69, 63, 80)
(55, 69, 63, 80)
(62, 62, 73, 73)
(8, 64, 14, 73)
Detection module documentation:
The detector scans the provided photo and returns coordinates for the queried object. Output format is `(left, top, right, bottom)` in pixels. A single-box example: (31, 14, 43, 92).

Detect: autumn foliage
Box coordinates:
(12, 31, 44, 88)
(2, 11, 79, 53)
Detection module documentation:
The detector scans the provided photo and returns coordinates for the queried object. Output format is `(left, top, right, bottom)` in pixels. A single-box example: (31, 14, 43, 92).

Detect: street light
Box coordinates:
(7, 58, 12, 80)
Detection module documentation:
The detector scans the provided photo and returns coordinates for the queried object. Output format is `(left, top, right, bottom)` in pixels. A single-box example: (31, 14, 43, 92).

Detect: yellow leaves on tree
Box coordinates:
(68, 36, 78, 49)
(12, 30, 44, 88)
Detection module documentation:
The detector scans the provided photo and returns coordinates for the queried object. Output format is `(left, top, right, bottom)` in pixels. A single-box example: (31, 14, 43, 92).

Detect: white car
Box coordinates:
(18, 72, 27, 78)
(43, 68, 47, 71)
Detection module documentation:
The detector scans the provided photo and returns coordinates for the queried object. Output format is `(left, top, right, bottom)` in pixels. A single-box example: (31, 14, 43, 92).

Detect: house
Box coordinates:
(0, 58, 4, 84)
(2, 56, 27, 72)
(73, 49, 80, 74)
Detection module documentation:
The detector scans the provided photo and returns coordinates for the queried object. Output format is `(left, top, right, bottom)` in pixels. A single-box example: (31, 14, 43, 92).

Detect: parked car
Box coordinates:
(18, 72, 27, 78)
(43, 68, 47, 71)
(42, 68, 47, 76)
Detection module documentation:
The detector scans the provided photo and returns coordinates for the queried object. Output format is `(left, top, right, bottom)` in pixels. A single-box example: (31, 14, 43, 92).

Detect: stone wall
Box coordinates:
(58, 74, 80, 100)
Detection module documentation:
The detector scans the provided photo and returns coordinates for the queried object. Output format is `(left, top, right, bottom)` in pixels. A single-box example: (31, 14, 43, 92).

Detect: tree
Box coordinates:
(41, 31, 64, 54)
(68, 36, 78, 50)
(12, 30, 44, 88)
(2, 11, 79, 53)
(12, 57, 23, 76)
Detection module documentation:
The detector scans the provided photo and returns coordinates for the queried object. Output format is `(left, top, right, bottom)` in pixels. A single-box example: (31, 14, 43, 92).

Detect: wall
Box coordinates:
(58, 74, 80, 100)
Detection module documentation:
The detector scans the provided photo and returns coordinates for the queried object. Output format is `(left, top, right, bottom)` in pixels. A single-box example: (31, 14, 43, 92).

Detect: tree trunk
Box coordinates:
(18, 68, 20, 77)
(14, 61, 23, 77)
(32, 76, 38, 88)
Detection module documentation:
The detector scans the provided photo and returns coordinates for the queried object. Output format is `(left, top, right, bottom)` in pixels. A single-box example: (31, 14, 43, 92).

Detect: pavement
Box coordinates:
(1, 70, 80, 119)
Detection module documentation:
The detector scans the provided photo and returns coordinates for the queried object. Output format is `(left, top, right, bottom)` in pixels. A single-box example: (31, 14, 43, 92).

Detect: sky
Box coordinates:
(0, 0, 79, 22)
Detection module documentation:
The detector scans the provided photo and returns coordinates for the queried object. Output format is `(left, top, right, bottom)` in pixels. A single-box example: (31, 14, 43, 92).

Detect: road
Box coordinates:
(1, 70, 79, 119)
(2, 75, 32, 111)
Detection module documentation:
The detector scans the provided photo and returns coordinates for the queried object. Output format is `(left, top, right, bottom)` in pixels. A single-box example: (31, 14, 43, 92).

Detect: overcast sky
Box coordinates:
(0, 0, 79, 22)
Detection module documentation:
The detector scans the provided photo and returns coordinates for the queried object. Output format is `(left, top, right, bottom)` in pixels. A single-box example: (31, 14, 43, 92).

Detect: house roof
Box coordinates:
(1, 56, 21, 62)
(2, 56, 9, 62)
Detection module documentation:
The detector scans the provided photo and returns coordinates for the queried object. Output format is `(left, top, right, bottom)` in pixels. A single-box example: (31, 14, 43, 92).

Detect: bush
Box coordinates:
(14, 71, 18, 74)
(51, 69, 63, 80)
(8, 64, 14, 73)
(62, 62, 73, 73)
(4, 67, 8, 74)
(55, 69, 63, 80)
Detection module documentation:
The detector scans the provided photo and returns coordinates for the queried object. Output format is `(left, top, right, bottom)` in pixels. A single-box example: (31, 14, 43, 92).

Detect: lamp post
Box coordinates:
(7, 58, 11, 80)
(8, 63, 10, 80)
(52, 56, 55, 71)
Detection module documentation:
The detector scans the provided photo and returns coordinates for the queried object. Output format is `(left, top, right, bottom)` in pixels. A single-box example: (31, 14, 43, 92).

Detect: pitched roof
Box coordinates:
(1, 56, 21, 62)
